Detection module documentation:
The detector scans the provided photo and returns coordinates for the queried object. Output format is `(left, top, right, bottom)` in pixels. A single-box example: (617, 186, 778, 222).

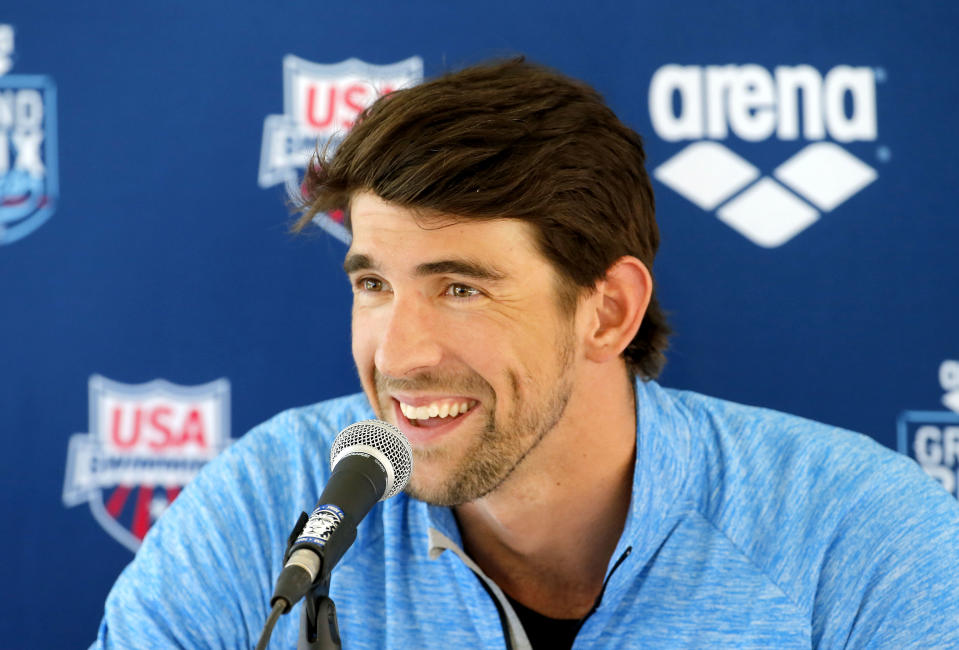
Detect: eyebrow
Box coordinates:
(343, 253, 375, 275)
(343, 253, 507, 281)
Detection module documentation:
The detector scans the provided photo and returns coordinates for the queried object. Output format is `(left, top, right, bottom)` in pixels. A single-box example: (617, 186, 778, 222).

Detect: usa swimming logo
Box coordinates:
(898, 360, 959, 498)
(0, 24, 58, 246)
(62, 375, 231, 551)
(258, 55, 423, 243)
(648, 64, 881, 247)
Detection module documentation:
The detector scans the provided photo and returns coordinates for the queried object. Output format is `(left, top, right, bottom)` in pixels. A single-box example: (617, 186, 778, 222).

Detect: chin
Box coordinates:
(403, 457, 463, 506)
(404, 483, 465, 508)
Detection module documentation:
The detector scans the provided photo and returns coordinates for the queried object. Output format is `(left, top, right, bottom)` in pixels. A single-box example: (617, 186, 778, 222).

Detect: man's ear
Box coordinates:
(582, 256, 652, 364)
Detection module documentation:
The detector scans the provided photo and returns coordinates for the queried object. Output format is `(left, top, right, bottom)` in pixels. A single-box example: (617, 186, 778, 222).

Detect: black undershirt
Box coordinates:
(505, 593, 583, 650)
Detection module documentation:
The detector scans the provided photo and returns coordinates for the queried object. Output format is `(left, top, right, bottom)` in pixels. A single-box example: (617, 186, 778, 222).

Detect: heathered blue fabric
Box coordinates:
(94, 379, 959, 648)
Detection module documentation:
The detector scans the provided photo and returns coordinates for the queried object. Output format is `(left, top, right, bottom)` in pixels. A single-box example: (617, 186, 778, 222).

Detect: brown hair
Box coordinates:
(295, 58, 670, 379)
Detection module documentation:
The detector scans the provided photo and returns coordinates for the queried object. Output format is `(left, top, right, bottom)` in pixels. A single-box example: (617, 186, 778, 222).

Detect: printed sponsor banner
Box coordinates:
(63, 375, 231, 552)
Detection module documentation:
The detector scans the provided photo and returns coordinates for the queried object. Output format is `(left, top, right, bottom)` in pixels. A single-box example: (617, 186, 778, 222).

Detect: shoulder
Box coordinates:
(160, 391, 377, 548)
(669, 388, 920, 500)
(237, 392, 376, 458)
(668, 387, 958, 544)
(666, 388, 959, 644)
(174, 392, 374, 508)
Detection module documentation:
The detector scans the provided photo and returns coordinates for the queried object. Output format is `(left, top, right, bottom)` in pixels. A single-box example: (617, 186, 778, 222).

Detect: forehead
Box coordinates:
(346, 192, 546, 272)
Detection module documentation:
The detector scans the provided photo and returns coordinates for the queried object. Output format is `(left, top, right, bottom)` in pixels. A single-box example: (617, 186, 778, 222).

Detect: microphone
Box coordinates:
(269, 419, 413, 613)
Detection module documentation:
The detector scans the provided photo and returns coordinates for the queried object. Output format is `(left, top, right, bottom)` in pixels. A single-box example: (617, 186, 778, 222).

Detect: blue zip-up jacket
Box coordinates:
(94, 380, 959, 648)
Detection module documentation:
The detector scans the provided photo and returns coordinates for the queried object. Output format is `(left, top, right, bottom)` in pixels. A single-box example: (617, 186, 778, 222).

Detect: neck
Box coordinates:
(453, 363, 637, 619)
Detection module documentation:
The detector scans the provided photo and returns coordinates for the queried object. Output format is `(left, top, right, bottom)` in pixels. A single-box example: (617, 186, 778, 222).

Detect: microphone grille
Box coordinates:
(330, 419, 413, 499)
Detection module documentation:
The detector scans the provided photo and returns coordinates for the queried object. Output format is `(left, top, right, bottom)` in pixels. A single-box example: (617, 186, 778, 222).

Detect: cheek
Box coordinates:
(351, 311, 378, 382)
(500, 324, 572, 396)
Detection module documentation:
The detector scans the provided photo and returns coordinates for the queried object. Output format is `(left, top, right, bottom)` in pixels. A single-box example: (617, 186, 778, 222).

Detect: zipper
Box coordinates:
(584, 545, 633, 621)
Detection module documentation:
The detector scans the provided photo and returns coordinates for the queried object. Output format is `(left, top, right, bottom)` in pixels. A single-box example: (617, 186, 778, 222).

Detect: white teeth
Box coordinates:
(400, 400, 473, 420)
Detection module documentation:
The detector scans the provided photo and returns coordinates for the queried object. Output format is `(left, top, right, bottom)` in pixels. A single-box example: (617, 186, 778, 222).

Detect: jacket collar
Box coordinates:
(608, 379, 692, 575)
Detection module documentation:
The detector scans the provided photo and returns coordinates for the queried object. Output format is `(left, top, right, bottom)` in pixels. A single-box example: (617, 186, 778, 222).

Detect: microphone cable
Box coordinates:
(255, 600, 285, 650)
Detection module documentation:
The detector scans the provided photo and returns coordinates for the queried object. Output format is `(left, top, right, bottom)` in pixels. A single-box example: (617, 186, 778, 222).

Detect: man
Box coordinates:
(94, 59, 959, 648)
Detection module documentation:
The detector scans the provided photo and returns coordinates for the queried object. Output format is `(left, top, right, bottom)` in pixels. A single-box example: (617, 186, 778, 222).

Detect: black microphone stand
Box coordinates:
(298, 577, 341, 650)
(283, 512, 342, 650)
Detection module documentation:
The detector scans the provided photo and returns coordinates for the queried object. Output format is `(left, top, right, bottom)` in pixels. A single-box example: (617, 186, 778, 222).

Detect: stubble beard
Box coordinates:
(371, 342, 575, 507)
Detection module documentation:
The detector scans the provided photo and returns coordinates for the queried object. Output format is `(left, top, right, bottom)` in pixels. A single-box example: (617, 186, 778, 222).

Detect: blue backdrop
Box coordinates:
(1, 2, 957, 645)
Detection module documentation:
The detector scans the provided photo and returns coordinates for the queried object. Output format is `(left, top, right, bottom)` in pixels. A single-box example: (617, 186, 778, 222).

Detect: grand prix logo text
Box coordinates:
(898, 360, 959, 498)
(0, 24, 58, 246)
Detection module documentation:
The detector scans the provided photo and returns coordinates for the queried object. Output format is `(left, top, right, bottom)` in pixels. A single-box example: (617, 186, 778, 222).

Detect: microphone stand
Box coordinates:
(283, 512, 343, 650)
(298, 577, 341, 650)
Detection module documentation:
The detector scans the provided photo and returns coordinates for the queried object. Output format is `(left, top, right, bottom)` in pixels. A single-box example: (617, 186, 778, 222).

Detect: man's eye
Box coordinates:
(360, 278, 384, 291)
(446, 283, 480, 299)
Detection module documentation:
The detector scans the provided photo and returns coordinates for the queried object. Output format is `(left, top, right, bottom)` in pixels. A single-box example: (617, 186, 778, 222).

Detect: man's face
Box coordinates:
(346, 193, 583, 506)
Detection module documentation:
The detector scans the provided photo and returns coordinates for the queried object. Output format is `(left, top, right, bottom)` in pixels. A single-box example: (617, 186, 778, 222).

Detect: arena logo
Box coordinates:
(258, 55, 423, 244)
(0, 24, 58, 246)
(63, 375, 231, 552)
(649, 64, 880, 247)
(897, 360, 959, 498)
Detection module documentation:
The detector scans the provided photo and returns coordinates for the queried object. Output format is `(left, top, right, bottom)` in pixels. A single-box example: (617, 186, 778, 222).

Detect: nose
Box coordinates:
(373, 294, 444, 379)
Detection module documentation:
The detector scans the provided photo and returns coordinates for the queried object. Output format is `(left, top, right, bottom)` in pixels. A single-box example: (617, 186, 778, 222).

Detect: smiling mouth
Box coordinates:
(396, 398, 477, 428)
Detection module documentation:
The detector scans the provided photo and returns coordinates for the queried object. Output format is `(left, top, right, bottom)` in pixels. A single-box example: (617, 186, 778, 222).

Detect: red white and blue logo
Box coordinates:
(898, 360, 959, 498)
(258, 55, 423, 243)
(62, 375, 231, 551)
(0, 24, 58, 246)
